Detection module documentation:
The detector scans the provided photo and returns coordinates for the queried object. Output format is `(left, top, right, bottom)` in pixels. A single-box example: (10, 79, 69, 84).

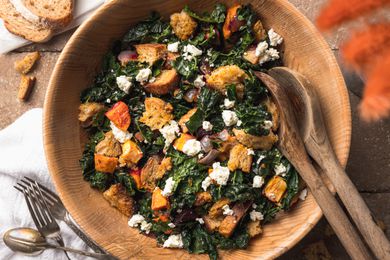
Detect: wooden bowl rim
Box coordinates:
(43, 0, 351, 259)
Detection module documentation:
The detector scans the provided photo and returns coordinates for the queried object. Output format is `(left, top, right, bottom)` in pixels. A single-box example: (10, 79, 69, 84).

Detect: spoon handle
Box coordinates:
(47, 243, 111, 259)
(307, 140, 390, 259)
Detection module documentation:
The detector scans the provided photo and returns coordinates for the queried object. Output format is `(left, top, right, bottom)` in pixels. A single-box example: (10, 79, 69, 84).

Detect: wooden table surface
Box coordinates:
(0, 1, 389, 259)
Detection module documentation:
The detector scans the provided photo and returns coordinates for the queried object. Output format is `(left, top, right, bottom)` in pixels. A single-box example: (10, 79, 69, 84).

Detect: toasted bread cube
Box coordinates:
(243, 46, 259, 65)
(264, 176, 287, 203)
(222, 4, 243, 39)
(173, 133, 195, 152)
(206, 65, 247, 94)
(78, 102, 105, 123)
(105, 101, 131, 131)
(139, 97, 174, 130)
(94, 154, 118, 173)
(178, 108, 197, 133)
(233, 128, 278, 150)
(17, 75, 36, 101)
(203, 215, 223, 232)
(247, 220, 263, 237)
(194, 191, 213, 206)
(209, 198, 230, 218)
(152, 187, 170, 211)
(218, 201, 251, 238)
(14, 51, 40, 74)
(218, 135, 238, 161)
(141, 156, 172, 191)
(135, 43, 167, 65)
(228, 144, 253, 173)
(118, 140, 143, 168)
(170, 11, 197, 40)
(95, 131, 122, 157)
(103, 184, 135, 217)
(253, 20, 267, 42)
(144, 69, 179, 95)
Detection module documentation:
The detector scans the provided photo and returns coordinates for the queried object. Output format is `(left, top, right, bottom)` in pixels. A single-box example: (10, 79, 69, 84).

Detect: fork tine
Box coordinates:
(23, 177, 59, 205)
(21, 179, 55, 207)
(14, 185, 23, 192)
(22, 188, 44, 229)
(24, 183, 50, 227)
(29, 182, 53, 224)
(32, 181, 56, 223)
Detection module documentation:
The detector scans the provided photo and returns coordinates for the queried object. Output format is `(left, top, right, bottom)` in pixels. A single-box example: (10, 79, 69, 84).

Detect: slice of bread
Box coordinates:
(0, 0, 53, 42)
(21, 0, 73, 28)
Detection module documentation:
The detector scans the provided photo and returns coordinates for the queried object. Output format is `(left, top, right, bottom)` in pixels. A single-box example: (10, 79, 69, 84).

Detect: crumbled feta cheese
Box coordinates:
(161, 177, 175, 197)
(256, 155, 266, 165)
(222, 204, 234, 216)
(196, 218, 205, 224)
(252, 176, 264, 188)
(255, 41, 268, 57)
(182, 139, 202, 156)
(198, 153, 205, 159)
(177, 209, 183, 213)
(110, 121, 133, 143)
(274, 163, 287, 176)
(222, 110, 238, 126)
(236, 120, 242, 126)
(268, 29, 283, 46)
(149, 77, 156, 83)
(140, 221, 152, 234)
(299, 189, 308, 201)
(202, 121, 213, 131)
(135, 68, 152, 83)
(168, 223, 176, 228)
(209, 162, 230, 186)
(194, 75, 206, 88)
(116, 75, 132, 94)
(106, 98, 111, 103)
(183, 44, 202, 61)
(250, 210, 264, 221)
(224, 98, 235, 109)
(258, 48, 280, 65)
(252, 203, 258, 209)
(202, 176, 212, 191)
(163, 234, 184, 248)
(128, 214, 145, 227)
(167, 41, 180, 52)
(247, 149, 255, 155)
(159, 120, 180, 147)
(263, 120, 273, 130)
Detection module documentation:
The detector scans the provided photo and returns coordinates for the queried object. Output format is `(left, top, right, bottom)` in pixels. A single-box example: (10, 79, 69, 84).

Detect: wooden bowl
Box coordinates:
(43, 0, 351, 259)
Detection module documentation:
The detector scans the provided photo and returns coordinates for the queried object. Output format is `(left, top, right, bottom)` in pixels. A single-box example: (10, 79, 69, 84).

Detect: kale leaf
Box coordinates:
(182, 226, 218, 260)
(281, 167, 299, 210)
(235, 101, 271, 136)
(184, 4, 226, 24)
(89, 172, 113, 191)
(79, 131, 105, 181)
(114, 171, 137, 196)
(173, 56, 199, 79)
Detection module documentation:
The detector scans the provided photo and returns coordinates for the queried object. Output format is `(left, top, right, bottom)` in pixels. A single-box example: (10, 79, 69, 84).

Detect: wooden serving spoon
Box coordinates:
(254, 71, 372, 260)
(268, 67, 390, 260)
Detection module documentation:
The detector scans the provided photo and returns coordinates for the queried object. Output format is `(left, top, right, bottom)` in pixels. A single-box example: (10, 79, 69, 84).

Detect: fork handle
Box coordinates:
(64, 212, 107, 254)
(46, 243, 110, 259)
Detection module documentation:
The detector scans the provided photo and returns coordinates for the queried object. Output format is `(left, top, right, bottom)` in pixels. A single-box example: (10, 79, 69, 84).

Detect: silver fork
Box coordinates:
(15, 180, 71, 260)
(21, 177, 109, 256)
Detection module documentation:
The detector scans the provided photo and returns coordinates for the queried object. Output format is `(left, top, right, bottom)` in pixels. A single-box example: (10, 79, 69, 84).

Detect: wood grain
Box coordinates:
(42, 0, 351, 259)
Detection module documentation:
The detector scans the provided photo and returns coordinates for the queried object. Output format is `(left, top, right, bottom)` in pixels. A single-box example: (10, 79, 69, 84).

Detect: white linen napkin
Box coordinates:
(0, 108, 89, 260)
(0, 0, 106, 54)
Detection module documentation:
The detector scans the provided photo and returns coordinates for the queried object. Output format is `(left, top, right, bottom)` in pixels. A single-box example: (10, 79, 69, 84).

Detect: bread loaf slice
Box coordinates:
(21, 0, 73, 28)
(0, 0, 53, 42)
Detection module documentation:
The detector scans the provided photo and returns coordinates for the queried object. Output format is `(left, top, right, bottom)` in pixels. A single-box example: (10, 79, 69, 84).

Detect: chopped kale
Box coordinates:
(235, 101, 271, 136)
(184, 4, 226, 24)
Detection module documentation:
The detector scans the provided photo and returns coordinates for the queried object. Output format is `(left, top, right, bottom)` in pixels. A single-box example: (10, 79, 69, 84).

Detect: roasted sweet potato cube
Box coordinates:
(218, 201, 251, 238)
(264, 176, 287, 203)
(119, 140, 143, 167)
(152, 187, 170, 211)
(178, 108, 197, 133)
(173, 133, 195, 152)
(223, 4, 244, 39)
(105, 101, 131, 131)
(94, 154, 118, 173)
(130, 169, 142, 189)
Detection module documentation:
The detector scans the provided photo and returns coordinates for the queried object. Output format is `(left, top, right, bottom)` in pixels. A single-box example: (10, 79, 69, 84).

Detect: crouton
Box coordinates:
(95, 131, 122, 157)
(264, 99, 279, 131)
(243, 46, 259, 65)
(206, 65, 247, 94)
(152, 187, 170, 210)
(227, 144, 253, 173)
(78, 102, 105, 123)
(14, 51, 40, 74)
(141, 156, 172, 191)
(144, 69, 179, 95)
(203, 215, 223, 232)
(218, 201, 252, 238)
(194, 191, 212, 206)
(103, 184, 135, 217)
(119, 140, 143, 168)
(135, 43, 167, 65)
(209, 198, 230, 218)
(170, 11, 197, 40)
(233, 128, 278, 150)
(218, 135, 238, 161)
(264, 176, 287, 203)
(253, 20, 267, 42)
(223, 4, 243, 39)
(139, 97, 174, 130)
(94, 154, 118, 173)
(17, 75, 36, 101)
(178, 108, 197, 133)
(247, 220, 263, 237)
